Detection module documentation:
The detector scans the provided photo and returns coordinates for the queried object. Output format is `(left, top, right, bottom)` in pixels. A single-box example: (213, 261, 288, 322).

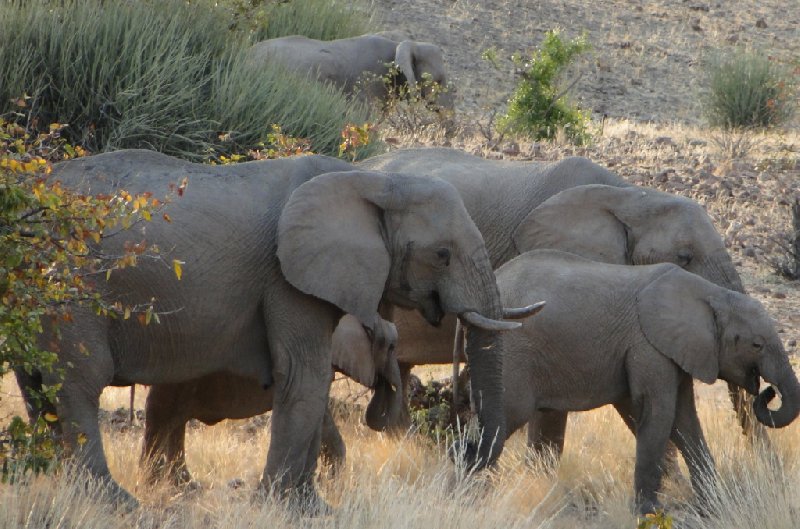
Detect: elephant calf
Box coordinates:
(143, 315, 400, 485)
(487, 249, 799, 514)
(247, 33, 453, 110)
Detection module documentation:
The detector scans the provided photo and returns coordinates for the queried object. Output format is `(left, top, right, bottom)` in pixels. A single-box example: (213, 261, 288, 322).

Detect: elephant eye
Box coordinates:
(435, 247, 451, 267)
(752, 339, 764, 350)
(677, 249, 693, 266)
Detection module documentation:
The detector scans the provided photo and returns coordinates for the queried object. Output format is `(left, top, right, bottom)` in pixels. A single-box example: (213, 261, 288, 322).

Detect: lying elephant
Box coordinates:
(142, 314, 399, 485)
(486, 249, 800, 514)
(247, 33, 453, 110)
(358, 147, 761, 449)
(24, 150, 535, 510)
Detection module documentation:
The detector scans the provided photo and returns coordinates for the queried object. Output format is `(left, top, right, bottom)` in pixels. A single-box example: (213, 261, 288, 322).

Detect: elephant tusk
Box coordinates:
(452, 320, 465, 415)
(459, 311, 521, 331)
(503, 301, 546, 320)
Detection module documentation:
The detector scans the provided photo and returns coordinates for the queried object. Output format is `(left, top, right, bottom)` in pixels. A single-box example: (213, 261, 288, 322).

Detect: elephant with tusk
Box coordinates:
(468, 249, 800, 514)
(359, 147, 768, 456)
(16, 149, 532, 511)
(246, 33, 454, 111)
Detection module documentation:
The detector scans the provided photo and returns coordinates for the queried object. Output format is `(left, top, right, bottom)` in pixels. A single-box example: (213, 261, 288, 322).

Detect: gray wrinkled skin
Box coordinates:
(359, 148, 756, 452)
(495, 250, 799, 514)
(247, 34, 454, 111)
(26, 150, 510, 510)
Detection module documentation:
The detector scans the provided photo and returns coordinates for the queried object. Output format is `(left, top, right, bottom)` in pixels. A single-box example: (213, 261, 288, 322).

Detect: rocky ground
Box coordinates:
(368, 0, 800, 363)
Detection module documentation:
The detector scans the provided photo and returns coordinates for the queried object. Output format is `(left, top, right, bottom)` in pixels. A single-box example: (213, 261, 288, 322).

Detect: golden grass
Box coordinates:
(2, 375, 799, 528)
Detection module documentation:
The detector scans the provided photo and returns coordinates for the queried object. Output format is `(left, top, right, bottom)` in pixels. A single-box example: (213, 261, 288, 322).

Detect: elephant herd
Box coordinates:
(14, 147, 799, 516)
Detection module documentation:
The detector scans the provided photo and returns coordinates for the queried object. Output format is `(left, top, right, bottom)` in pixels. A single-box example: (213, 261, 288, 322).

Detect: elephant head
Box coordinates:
(394, 40, 455, 112)
(278, 170, 536, 468)
(513, 184, 745, 294)
(637, 268, 800, 429)
(330, 314, 402, 431)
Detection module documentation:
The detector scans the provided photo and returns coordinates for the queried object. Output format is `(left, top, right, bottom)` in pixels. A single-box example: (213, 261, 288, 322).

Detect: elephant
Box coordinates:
(485, 249, 800, 514)
(358, 147, 762, 451)
(142, 314, 400, 485)
(24, 149, 535, 510)
(246, 34, 454, 111)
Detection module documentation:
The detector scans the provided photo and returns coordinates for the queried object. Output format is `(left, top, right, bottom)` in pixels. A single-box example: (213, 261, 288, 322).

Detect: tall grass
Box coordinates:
(0, 0, 378, 159)
(3, 379, 798, 528)
(252, 0, 375, 42)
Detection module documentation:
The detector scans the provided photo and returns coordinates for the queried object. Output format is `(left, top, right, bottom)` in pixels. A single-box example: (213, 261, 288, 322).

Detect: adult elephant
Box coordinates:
(247, 34, 453, 110)
(142, 315, 401, 485)
(358, 147, 763, 450)
(31, 150, 534, 510)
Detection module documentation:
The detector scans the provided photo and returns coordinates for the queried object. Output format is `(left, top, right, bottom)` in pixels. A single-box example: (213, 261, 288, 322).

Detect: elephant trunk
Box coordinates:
(754, 345, 800, 429)
(698, 251, 746, 294)
(365, 351, 403, 431)
(460, 323, 506, 469)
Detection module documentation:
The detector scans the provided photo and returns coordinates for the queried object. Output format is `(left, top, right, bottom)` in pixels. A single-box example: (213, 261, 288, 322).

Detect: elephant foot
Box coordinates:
(635, 496, 663, 517)
(103, 479, 140, 513)
(254, 481, 333, 517)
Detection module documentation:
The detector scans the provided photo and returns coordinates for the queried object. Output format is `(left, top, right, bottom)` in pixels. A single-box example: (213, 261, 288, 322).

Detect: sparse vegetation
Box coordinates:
(703, 48, 797, 130)
(498, 29, 592, 144)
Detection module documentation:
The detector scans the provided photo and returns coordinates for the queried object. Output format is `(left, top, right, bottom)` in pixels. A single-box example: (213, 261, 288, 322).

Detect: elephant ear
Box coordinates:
(395, 40, 417, 87)
(512, 185, 632, 264)
(331, 314, 376, 387)
(278, 171, 393, 326)
(636, 267, 720, 383)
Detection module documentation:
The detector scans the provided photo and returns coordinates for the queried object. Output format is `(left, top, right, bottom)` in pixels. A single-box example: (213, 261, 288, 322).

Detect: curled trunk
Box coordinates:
(754, 347, 800, 429)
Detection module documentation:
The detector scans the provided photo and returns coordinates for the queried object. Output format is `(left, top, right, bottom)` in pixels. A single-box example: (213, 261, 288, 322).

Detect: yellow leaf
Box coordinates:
(142, 209, 151, 221)
(106, 269, 112, 281)
(172, 259, 184, 280)
(44, 412, 58, 422)
(124, 307, 131, 320)
(162, 213, 172, 223)
(77, 432, 87, 446)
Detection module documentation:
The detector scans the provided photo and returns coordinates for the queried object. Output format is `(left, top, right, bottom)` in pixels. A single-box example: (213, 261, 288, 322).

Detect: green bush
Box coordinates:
(703, 48, 796, 130)
(0, 0, 378, 160)
(498, 29, 591, 144)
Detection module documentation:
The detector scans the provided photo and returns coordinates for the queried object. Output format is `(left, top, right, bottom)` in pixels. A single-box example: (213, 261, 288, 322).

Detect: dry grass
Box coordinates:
(2, 375, 799, 528)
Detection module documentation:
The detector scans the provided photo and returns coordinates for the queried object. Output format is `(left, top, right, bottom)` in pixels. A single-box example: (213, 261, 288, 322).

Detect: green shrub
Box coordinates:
(498, 29, 592, 144)
(704, 48, 797, 129)
(0, 0, 378, 160)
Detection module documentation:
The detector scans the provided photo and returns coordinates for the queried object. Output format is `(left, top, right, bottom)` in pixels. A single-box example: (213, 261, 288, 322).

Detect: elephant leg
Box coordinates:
(390, 362, 414, 431)
(13, 367, 62, 437)
(671, 376, 716, 508)
(614, 398, 681, 478)
(142, 384, 193, 486)
(728, 382, 771, 448)
(47, 311, 137, 509)
(526, 410, 568, 458)
(629, 381, 678, 515)
(319, 402, 346, 472)
(260, 288, 336, 513)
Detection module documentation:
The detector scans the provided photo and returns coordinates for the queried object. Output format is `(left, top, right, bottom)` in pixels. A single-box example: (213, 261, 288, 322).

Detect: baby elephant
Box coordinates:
(142, 314, 400, 485)
(247, 33, 453, 110)
(491, 249, 799, 514)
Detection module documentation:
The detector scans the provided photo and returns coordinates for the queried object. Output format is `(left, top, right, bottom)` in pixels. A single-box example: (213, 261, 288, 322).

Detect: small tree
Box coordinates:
(0, 103, 169, 479)
(498, 29, 592, 144)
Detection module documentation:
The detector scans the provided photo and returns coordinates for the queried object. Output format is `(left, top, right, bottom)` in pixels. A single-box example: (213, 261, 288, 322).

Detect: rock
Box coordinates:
(688, 4, 710, 11)
(726, 34, 740, 44)
(502, 142, 520, 156)
(653, 136, 675, 146)
(756, 18, 767, 28)
(789, 339, 797, 347)
(773, 292, 787, 299)
(688, 138, 707, 146)
(743, 247, 756, 257)
(691, 19, 703, 31)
